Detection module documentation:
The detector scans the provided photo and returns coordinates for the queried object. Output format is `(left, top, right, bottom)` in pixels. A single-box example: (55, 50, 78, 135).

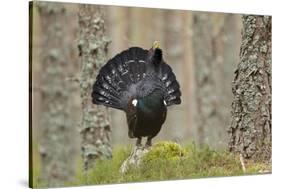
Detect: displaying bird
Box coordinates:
(92, 41, 181, 147)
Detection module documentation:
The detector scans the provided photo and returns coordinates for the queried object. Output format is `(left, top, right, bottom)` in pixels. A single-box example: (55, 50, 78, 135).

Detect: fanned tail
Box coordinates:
(92, 47, 149, 110)
(156, 62, 182, 106)
(92, 46, 181, 110)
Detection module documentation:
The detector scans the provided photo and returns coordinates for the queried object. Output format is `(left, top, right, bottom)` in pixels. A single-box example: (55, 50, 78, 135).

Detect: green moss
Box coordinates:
(81, 146, 131, 184)
(142, 141, 187, 163)
(32, 142, 271, 188)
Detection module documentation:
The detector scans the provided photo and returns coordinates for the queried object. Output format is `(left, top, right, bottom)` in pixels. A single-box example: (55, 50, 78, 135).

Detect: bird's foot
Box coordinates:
(144, 137, 152, 148)
(144, 144, 152, 149)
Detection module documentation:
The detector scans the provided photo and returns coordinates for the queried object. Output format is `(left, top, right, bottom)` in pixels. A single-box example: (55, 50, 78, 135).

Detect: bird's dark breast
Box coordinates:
(133, 104, 167, 138)
(126, 84, 167, 139)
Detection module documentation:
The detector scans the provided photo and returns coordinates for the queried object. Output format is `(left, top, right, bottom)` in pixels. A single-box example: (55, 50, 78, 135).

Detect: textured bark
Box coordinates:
(36, 2, 75, 186)
(228, 15, 272, 162)
(78, 5, 112, 171)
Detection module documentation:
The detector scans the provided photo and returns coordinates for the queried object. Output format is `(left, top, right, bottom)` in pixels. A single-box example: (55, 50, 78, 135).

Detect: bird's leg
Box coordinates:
(136, 137, 142, 147)
(145, 136, 153, 148)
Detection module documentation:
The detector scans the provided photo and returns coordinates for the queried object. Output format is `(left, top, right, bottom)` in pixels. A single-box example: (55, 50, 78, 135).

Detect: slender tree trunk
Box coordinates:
(78, 4, 112, 171)
(193, 13, 234, 148)
(163, 10, 187, 142)
(228, 15, 272, 162)
(36, 2, 75, 186)
(149, 9, 165, 46)
(106, 6, 130, 145)
(182, 11, 195, 142)
(193, 13, 221, 147)
(107, 6, 129, 51)
(128, 8, 150, 47)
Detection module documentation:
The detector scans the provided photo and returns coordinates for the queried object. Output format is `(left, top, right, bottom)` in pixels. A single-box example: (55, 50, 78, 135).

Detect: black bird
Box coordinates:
(92, 41, 181, 147)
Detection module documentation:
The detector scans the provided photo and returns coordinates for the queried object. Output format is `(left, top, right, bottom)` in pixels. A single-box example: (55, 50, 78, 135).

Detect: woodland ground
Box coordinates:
(32, 142, 271, 188)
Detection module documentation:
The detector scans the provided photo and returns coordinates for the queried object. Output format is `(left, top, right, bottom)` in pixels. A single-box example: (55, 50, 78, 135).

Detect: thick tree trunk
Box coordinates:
(78, 5, 112, 171)
(228, 15, 272, 162)
(36, 2, 75, 186)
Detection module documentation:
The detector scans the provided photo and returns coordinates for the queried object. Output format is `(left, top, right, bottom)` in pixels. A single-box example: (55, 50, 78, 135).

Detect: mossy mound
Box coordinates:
(142, 141, 187, 163)
(33, 142, 271, 187)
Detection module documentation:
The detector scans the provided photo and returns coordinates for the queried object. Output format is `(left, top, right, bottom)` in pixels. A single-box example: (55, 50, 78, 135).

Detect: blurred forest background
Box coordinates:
(31, 2, 241, 150)
(30, 1, 272, 188)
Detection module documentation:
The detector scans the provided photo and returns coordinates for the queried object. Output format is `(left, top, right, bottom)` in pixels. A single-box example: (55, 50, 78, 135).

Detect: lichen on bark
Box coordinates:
(36, 2, 75, 186)
(78, 4, 112, 171)
(228, 15, 272, 162)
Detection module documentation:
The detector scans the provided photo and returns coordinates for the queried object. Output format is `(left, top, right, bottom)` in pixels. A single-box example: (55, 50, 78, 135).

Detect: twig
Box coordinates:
(239, 154, 246, 173)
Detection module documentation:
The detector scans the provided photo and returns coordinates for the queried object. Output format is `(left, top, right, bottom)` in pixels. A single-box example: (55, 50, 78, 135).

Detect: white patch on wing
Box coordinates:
(132, 99, 138, 107)
(164, 100, 167, 106)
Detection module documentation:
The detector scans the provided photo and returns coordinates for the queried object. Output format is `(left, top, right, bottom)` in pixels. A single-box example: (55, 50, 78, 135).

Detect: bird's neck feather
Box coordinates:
(137, 90, 164, 114)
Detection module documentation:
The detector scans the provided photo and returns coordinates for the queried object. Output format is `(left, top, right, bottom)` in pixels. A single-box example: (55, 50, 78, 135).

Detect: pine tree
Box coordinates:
(36, 2, 75, 186)
(228, 15, 272, 162)
(193, 13, 234, 148)
(78, 4, 112, 171)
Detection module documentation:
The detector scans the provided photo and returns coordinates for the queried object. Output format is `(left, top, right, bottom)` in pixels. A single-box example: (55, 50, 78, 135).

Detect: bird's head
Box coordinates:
(152, 41, 160, 50)
(148, 41, 162, 65)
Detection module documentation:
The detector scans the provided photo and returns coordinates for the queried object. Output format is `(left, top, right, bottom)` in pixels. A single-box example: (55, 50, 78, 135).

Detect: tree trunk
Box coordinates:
(78, 4, 112, 172)
(163, 10, 187, 142)
(193, 13, 225, 147)
(228, 15, 272, 162)
(181, 11, 195, 143)
(106, 6, 130, 146)
(149, 9, 165, 47)
(36, 2, 75, 186)
(128, 8, 150, 47)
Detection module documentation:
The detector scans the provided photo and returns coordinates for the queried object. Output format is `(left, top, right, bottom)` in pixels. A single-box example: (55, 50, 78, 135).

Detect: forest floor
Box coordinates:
(32, 142, 271, 188)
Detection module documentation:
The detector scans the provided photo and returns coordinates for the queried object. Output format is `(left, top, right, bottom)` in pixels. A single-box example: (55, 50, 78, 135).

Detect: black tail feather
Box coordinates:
(92, 46, 181, 110)
(92, 47, 149, 110)
(156, 62, 181, 106)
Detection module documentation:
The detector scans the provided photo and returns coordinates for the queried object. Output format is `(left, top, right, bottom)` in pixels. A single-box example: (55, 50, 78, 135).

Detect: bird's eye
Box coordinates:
(132, 99, 138, 107)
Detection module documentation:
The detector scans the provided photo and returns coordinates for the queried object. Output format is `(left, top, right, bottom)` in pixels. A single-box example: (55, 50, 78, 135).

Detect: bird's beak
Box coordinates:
(152, 41, 160, 49)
